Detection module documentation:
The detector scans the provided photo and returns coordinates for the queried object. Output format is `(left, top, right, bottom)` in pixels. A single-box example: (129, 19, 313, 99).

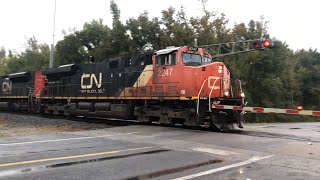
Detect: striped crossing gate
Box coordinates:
(212, 104, 320, 117)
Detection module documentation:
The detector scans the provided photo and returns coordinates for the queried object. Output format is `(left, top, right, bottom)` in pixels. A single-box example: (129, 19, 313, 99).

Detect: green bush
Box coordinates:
(243, 113, 320, 123)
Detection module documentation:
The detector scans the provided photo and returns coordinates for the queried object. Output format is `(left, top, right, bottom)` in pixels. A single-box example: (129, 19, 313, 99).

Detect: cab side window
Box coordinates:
(156, 53, 176, 66)
(203, 56, 212, 64)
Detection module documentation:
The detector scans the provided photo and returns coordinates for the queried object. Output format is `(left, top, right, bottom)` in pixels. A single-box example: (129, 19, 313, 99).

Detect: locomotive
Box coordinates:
(0, 45, 249, 131)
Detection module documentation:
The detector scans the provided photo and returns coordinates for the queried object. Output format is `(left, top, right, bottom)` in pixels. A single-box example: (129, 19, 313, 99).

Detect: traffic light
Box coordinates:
(254, 39, 275, 50)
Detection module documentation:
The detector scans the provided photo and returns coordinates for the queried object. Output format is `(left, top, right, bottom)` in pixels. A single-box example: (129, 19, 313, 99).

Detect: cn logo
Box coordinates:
(81, 73, 102, 89)
(2, 81, 12, 93)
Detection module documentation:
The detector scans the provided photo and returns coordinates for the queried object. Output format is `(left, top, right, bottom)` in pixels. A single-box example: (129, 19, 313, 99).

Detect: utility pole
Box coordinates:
(49, 0, 57, 68)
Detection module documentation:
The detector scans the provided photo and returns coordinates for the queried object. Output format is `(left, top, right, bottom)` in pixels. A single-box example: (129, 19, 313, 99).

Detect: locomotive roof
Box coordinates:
(58, 64, 75, 68)
(9, 71, 28, 76)
(43, 64, 77, 79)
(9, 71, 31, 79)
(156, 46, 180, 55)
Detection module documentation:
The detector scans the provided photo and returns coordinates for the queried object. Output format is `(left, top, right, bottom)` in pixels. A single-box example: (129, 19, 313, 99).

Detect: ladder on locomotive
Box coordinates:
(28, 87, 34, 111)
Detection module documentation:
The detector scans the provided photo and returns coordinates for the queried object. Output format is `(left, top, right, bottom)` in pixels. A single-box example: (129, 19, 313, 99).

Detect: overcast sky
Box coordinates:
(0, 0, 319, 54)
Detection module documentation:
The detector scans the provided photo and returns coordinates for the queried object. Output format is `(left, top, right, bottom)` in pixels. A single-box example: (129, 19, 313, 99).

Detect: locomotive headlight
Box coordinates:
(240, 92, 245, 98)
(218, 65, 223, 73)
(224, 91, 229, 96)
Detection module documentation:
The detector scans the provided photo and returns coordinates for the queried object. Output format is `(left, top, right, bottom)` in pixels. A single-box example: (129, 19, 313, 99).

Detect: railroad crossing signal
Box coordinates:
(254, 38, 275, 50)
(200, 38, 276, 58)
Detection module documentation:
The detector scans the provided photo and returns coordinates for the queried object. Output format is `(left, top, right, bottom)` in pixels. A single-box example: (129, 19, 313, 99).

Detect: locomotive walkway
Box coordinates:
(0, 118, 319, 180)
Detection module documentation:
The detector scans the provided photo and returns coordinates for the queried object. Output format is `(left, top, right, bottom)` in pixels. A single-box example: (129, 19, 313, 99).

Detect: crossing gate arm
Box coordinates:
(212, 104, 320, 117)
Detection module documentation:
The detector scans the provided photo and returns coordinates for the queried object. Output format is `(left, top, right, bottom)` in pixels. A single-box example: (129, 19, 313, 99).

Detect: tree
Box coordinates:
(5, 37, 50, 73)
(0, 47, 5, 59)
(23, 37, 50, 71)
(0, 47, 7, 75)
(294, 49, 320, 109)
(158, 7, 196, 47)
(109, 0, 129, 55)
(55, 33, 84, 65)
(77, 19, 112, 61)
(126, 12, 162, 52)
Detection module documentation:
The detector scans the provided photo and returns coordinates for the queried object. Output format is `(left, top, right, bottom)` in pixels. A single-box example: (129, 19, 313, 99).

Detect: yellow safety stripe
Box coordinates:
(0, 96, 198, 100)
(39, 96, 198, 100)
(0, 96, 28, 99)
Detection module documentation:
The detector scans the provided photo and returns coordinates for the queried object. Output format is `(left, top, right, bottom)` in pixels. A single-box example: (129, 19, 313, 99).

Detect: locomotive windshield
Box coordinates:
(182, 53, 202, 65)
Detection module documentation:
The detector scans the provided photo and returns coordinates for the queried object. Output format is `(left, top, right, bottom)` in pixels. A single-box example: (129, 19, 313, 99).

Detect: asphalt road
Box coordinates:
(0, 121, 319, 180)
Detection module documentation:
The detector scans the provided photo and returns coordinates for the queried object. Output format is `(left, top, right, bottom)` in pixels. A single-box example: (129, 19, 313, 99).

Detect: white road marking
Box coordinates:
(172, 155, 274, 180)
(0, 132, 139, 146)
(193, 147, 238, 156)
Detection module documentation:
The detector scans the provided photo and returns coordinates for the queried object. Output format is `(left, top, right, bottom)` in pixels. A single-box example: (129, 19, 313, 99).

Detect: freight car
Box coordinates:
(0, 44, 268, 131)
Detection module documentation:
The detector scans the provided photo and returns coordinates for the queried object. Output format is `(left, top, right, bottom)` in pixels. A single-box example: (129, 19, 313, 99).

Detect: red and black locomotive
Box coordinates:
(0, 45, 247, 131)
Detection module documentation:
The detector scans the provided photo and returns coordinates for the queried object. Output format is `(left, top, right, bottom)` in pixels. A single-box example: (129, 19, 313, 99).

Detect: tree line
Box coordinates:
(0, 0, 319, 121)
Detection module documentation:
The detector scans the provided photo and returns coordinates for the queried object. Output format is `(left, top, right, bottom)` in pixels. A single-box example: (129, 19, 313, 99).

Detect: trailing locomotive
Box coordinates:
(0, 45, 249, 131)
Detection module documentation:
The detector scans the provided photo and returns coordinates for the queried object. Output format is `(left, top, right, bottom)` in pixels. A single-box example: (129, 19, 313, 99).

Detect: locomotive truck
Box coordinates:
(0, 39, 274, 131)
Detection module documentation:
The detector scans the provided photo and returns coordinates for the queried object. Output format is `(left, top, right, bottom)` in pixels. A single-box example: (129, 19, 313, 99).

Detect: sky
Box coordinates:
(0, 0, 319, 54)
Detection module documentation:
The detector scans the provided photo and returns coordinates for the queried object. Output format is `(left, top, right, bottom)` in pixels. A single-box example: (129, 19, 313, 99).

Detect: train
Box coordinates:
(0, 45, 248, 131)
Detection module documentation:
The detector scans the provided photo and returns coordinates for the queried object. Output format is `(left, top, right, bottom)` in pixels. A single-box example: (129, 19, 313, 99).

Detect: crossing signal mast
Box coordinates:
(200, 38, 275, 58)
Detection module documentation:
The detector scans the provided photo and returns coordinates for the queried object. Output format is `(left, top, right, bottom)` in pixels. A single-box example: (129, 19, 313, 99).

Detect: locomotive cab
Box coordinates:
(153, 46, 242, 100)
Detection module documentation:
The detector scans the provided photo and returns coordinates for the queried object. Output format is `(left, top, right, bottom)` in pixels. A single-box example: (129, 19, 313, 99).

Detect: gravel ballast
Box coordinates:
(0, 112, 114, 137)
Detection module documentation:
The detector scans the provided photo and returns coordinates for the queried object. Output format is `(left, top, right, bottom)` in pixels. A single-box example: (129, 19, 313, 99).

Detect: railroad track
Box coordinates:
(1, 110, 319, 144)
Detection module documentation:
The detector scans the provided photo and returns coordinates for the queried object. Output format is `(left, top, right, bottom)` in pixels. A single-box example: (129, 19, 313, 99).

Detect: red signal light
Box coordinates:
(263, 40, 271, 47)
(297, 106, 303, 111)
(254, 40, 264, 50)
(254, 39, 275, 50)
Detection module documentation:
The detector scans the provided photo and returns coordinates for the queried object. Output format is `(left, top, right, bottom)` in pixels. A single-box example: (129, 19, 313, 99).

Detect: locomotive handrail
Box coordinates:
(36, 87, 43, 98)
(230, 84, 233, 97)
(196, 78, 208, 115)
(208, 77, 220, 112)
(236, 79, 243, 97)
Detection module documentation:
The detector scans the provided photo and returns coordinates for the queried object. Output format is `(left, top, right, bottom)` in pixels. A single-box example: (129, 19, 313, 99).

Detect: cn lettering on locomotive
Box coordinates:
(2, 80, 12, 93)
(80, 73, 102, 89)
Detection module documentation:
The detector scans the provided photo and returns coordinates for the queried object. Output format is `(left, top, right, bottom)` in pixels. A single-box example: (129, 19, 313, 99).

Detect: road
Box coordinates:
(0, 121, 319, 180)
